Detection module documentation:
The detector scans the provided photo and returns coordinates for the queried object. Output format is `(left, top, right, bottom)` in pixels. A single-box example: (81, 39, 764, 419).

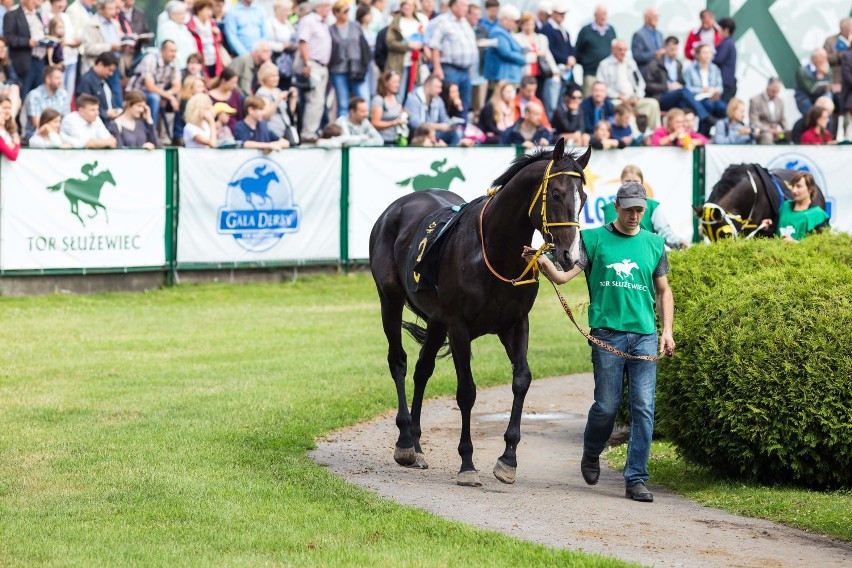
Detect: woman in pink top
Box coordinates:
(651, 108, 708, 148)
(0, 95, 20, 160)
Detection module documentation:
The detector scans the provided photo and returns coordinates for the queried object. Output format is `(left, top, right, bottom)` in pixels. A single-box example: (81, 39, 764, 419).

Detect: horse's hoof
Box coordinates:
(394, 446, 417, 467)
(456, 469, 482, 487)
(405, 452, 428, 469)
(493, 459, 517, 484)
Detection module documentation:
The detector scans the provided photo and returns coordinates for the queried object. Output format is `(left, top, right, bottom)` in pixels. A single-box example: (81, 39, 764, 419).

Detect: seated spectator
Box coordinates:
(478, 80, 515, 144)
(157, 0, 197, 72)
(316, 123, 347, 147)
(589, 119, 623, 150)
(513, 75, 551, 130)
(60, 93, 118, 148)
(500, 100, 551, 147)
(371, 70, 407, 146)
(126, 41, 181, 133)
(800, 105, 835, 145)
(77, 52, 123, 126)
(749, 77, 788, 145)
(182, 92, 217, 147)
(0, 95, 20, 160)
(611, 104, 644, 145)
(713, 98, 755, 145)
(255, 60, 299, 145)
(643, 36, 710, 128)
(228, 40, 273, 97)
(483, 5, 526, 85)
(683, 43, 727, 126)
(410, 124, 446, 146)
(580, 80, 615, 134)
(0, 37, 21, 116)
(29, 108, 71, 148)
(234, 95, 289, 150)
(108, 90, 157, 149)
(651, 107, 707, 148)
(174, 75, 207, 145)
(551, 85, 589, 146)
(596, 39, 661, 129)
(25, 65, 70, 139)
(441, 81, 466, 123)
(795, 48, 833, 115)
(208, 68, 244, 131)
(183, 53, 205, 80)
(212, 101, 237, 147)
(336, 96, 384, 146)
(404, 74, 460, 146)
(792, 97, 834, 143)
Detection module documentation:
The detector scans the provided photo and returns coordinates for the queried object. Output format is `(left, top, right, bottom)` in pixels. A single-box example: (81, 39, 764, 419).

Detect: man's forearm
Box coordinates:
(657, 287, 674, 334)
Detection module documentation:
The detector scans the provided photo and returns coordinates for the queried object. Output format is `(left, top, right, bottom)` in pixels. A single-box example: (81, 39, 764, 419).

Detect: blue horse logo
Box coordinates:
(228, 165, 280, 208)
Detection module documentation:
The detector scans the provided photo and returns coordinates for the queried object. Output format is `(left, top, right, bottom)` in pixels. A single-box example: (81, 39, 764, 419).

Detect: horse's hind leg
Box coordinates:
(448, 328, 480, 486)
(493, 316, 532, 485)
(408, 321, 448, 469)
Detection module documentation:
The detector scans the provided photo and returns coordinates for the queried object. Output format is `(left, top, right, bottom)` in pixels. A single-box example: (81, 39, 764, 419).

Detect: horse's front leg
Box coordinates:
(448, 328, 480, 486)
(493, 316, 532, 484)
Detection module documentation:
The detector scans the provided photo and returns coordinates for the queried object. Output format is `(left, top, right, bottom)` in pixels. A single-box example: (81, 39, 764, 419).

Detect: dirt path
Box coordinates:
(310, 375, 852, 567)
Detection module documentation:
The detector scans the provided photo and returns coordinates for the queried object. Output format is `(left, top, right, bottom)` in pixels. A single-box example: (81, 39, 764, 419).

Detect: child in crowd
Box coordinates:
(45, 17, 65, 67)
(213, 102, 237, 147)
(234, 96, 289, 151)
(590, 120, 624, 150)
(29, 108, 70, 148)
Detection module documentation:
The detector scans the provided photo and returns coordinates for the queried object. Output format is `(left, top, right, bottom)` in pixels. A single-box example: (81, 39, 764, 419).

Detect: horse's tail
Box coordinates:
(401, 315, 452, 359)
(46, 182, 62, 192)
(396, 177, 412, 188)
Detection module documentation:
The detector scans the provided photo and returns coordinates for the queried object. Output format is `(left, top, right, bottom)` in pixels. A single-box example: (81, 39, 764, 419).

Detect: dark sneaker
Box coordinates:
(626, 481, 654, 502)
(580, 452, 600, 485)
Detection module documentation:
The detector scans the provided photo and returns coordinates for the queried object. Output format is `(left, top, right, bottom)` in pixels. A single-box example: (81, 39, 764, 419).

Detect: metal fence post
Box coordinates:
(340, 147, 350, 273)
(692, 145, 705, 243)
(165, 148, 178, 286)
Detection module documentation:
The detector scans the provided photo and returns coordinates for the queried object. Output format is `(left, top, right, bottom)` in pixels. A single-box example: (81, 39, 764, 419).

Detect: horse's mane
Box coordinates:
(490, 147, 586, 189)
(708, 163, 752, 201)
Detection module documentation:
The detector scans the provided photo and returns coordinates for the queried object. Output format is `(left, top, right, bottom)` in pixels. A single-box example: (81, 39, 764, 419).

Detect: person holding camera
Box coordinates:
(713, 97, 756, 144)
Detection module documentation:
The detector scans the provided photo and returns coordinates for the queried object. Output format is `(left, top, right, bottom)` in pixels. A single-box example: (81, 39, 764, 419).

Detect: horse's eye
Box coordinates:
(550, 191, 561, 202)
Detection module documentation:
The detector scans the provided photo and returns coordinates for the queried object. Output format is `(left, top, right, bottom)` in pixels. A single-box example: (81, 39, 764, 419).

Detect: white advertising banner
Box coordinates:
(176, 148, 340, 265)
(0, 150, 167, 271)
(348, 146, 517, 260)
(704, 146, 848, 233)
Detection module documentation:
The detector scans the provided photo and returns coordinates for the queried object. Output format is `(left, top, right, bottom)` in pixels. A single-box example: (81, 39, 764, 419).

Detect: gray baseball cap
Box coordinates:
(616, 182, 647, 209)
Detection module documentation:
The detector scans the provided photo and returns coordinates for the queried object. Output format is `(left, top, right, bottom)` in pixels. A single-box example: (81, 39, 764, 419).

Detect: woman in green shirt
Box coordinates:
(762, 171, 830, 242)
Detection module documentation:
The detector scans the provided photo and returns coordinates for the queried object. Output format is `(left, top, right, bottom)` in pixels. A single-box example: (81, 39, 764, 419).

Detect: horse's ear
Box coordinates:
(552, 137, 565, 161)
(576, 146, 592, 169)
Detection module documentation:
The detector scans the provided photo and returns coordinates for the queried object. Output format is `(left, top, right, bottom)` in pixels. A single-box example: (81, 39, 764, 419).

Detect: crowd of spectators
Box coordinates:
(0, 0, 849, 160)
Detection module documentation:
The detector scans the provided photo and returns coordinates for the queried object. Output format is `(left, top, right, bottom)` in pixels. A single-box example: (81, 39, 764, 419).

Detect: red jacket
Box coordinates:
(684, 26, 721, 60)
(513, 94, 552, 131)
(187, 17, 224, 79)
(800, 128, 831, 145)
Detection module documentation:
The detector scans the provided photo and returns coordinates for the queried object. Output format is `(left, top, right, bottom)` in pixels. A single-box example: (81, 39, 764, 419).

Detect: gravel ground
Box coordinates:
(310, 374, 852, 567)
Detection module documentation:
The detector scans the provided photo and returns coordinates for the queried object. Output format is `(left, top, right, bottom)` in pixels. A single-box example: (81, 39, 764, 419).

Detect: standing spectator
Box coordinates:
(683, 43, 727, 127)
(49, 0, 81, 96)
(631, 6, 663, 77)
(267, 0, 296, 89)
(368, 0, 387, 40)
(713, 97, 754, 145)
(329, 0, 370, 118)
(370, 69, 406, 145)
(684, 8, 720, 60)
(126, 41, 181, 130)
(0, 0, 14, 34)
(551, 85, 588, 146)
(643, 36, 709, 127)
(477, 79, 513, 143)
(354, 4, 376, 96)
(212, 0, 229, 52)
(65, 0, 97, 55)
(483, 4, 525, 86)
(428, 0, 477, 118)
(514, 12, 558, 119)
(118, 0, 151, 56)
(385, 0, 427, 99)
(336, 96, 383, 145)
(650, 107, 707, 147)
(500, 99, 550, 147)
(4, 0, 48, 98)
(596, 39, 661, 130)
(228, 39, 272, 96)
(207, 67, 243, 130)
(534, 0, 550, 32)
(466, 2, 487, 117)
(60, 92, 117, 147)
(182, 91, 217, 146)
(512, 74, 550, 130)
(539, 0, 576, 117)
(579, 80, 613, 134)
(714, 17, 737, 102)
(77, 51, 121, 125)
(748, 77, 788, 145)
(297, 0, 332, 142)
(575, 4, 615, 95)
(255, 59, 298, 144)
(24, 64, 69, 138)
(29, 107, 71, 147)
(224, 0, 266, 57)
(157, 0, 196, 72)
(478, 0, 498, 34)
(0, 94, 19, 159)
(44, 17, 65, 67)
(403, 73, 459, 145)
(795, 47, 832, 115)
(800, 105, 834, 145)
(81, 0, 123, 110)
(235, 94, 289, 149)
(187, 0, 223, 79)
(108, 89, 157, 148)
(824, 17, 852, 96)
(0, 37, 20, 115)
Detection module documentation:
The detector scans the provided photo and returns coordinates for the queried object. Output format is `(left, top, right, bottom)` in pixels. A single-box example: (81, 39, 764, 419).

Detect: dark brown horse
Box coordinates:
(369, 139, 590, 486)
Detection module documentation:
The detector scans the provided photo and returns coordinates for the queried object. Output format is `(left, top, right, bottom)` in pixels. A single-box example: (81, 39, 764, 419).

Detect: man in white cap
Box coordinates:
(535, 0, 551, 31)
(297, 0, 332, 141)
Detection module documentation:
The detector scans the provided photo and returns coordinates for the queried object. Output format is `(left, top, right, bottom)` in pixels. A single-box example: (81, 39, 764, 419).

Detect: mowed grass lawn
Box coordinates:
(1, 272, 631, 567)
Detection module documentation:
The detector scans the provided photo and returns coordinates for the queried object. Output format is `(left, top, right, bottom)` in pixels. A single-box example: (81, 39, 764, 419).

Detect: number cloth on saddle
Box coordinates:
(407, 197, 484, 292)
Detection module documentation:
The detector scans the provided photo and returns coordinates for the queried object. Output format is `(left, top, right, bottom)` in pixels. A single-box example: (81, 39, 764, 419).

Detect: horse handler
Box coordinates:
(530, 182, 675, 502)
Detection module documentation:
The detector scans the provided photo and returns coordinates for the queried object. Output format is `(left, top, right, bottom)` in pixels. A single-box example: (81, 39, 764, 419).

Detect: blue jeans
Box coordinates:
(330, 72, 369, 118)
(145, 91, 163, 130)
(658, 88, 708, 120)
(108, 67, 123, 109)
(21, 56, 45, 100)
(699, 97, 728, 119)
(442, 64, 472, 118)
(584, 328, 658, 485)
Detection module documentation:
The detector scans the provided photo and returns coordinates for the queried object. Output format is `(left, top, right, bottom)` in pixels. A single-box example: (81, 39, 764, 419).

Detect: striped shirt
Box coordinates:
(127, 52, 180, 93)
(428, 12, 477, 69)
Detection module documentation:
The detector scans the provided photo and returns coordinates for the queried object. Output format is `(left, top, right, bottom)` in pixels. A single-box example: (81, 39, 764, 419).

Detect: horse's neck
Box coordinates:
(481, 177, 536, 264)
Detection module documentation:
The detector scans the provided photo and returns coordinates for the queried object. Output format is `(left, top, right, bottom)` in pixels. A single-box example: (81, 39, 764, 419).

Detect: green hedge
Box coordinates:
(657, 233, 852, 489)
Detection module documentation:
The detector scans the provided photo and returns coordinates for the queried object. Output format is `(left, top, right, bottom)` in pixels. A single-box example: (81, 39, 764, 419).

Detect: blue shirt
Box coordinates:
(664, 56, 679, 83)
(234, 119, 279, 143)
(224, 1, 267, 56)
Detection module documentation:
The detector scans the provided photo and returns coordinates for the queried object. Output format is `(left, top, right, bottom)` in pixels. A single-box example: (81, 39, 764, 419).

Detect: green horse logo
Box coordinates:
(47, 161, 116, 226)
(396, 158, 466, 191)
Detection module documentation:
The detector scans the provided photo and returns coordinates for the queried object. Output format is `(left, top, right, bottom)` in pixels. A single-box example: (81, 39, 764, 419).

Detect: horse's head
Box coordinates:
(449, 166, 466, 182)
(698, 166, 763, 242)
(100, 170, 116, 187)
(530, 138, 590, 270)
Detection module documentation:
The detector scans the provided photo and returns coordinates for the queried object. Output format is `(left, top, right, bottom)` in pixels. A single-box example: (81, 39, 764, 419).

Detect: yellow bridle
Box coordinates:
(481, 159, 583, 286)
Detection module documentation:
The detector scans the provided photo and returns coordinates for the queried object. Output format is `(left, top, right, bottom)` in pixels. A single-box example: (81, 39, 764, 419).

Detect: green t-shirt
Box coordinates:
(602, 199, 659, 233)
(582, 226, 665, 335)
(776, 200, 829, 241)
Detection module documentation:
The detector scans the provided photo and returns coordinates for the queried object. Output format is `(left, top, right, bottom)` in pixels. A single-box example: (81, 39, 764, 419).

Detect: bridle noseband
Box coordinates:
(700, 170, 768, 242)
(480, 159, 582, 286)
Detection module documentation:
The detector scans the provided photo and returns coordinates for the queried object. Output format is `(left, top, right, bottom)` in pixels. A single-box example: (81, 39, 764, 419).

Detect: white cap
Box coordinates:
(551, 0, 569, 14)
(498, 4, 521, 20)
(537, 0, 553, 15)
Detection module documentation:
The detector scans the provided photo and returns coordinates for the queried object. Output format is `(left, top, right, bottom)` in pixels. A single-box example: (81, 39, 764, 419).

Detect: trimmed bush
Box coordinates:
(657, 233, 852, 489)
